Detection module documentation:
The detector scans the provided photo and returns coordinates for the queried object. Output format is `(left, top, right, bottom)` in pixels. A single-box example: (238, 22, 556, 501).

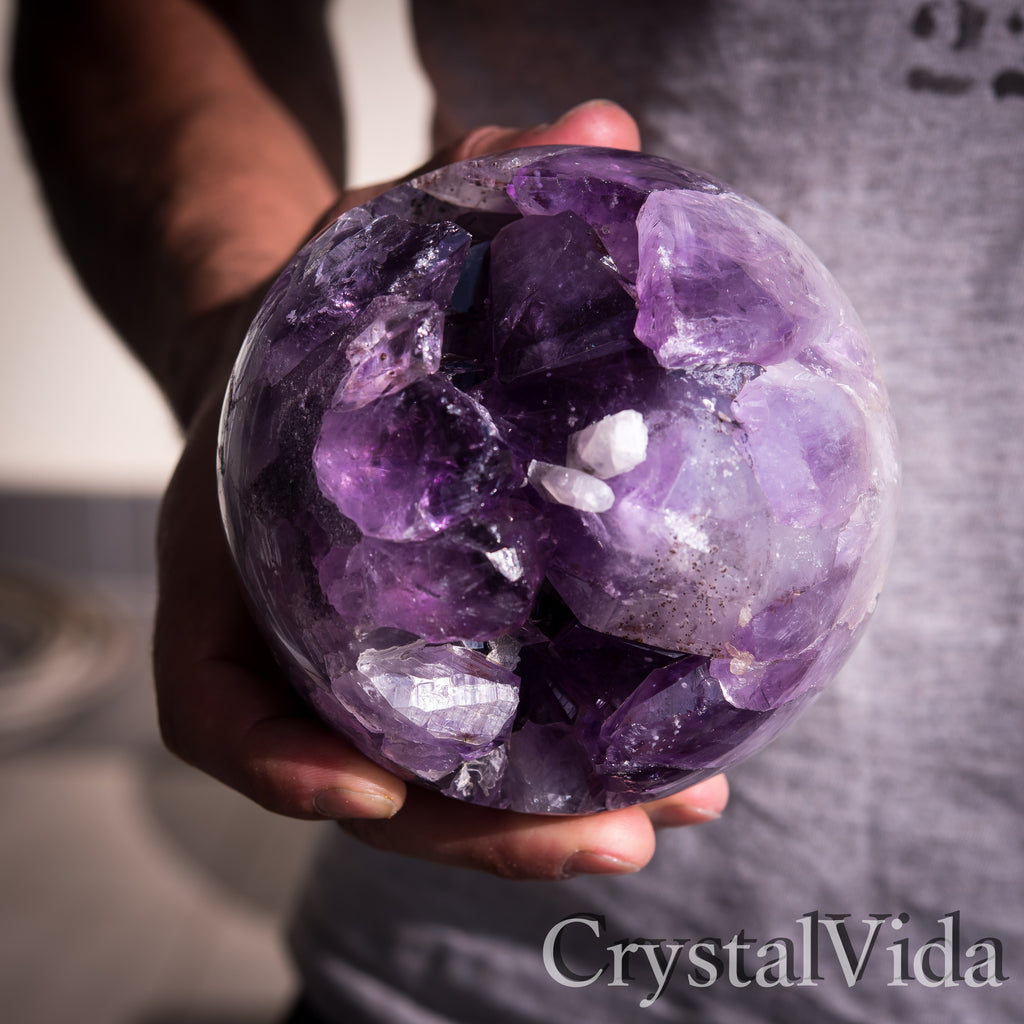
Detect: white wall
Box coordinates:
(0, 0, 431, 495)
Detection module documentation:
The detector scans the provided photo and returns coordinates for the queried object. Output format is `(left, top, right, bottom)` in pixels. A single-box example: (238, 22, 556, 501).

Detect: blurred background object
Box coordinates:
(0, 2, 431, 1021)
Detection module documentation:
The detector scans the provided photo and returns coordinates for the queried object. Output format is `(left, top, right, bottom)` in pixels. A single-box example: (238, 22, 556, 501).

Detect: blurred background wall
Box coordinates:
(0, 0, 432, 495)
(0, 4, 433, 1023)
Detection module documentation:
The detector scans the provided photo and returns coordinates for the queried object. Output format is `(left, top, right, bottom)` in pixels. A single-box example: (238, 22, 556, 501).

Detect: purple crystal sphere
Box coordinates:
(217, 147, 899, 814)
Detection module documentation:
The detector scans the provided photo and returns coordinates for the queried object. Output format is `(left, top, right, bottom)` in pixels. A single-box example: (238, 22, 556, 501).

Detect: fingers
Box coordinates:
(157, 650, 407, 821)
(324, 99, 641, 226)
(154, 394, 407, 821)
(338, 774, 729, 881)
(443, 98, 642, 165)
(341, 787, 660, 881)
(151, 395, 727, 864)
(640, 774, 730, 828)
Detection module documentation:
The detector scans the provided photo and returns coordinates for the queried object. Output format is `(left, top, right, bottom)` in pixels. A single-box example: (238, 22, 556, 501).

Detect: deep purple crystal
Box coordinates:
(218, 146, 899, 814)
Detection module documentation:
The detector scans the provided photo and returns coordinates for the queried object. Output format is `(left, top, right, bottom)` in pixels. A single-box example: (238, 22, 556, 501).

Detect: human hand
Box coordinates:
(153, 99, 729, 881)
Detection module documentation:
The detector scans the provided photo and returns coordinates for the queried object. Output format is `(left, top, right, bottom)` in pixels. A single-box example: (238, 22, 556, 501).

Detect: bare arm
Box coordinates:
(12, 3, 727, 878)
(12, 0, 340, 425)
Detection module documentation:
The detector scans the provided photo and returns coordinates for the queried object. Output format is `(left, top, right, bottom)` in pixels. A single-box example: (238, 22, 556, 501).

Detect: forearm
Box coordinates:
(12, 0, 341, 426)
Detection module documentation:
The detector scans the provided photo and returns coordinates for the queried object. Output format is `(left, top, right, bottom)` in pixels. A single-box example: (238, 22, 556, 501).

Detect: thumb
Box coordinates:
(337, 100, 640, 215)
(445, 98, 641, 164)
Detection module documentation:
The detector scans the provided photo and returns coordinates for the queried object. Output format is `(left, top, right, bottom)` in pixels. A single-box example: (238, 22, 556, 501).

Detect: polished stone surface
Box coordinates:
(219, 147, 899, 813)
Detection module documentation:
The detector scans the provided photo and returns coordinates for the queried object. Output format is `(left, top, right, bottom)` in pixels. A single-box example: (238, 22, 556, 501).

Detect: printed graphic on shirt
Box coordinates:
(906, 1, 1024, 97)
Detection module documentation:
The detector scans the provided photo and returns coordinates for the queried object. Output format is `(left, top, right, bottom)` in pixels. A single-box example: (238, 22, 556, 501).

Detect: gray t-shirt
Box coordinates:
(289, 2, 1024, 1020)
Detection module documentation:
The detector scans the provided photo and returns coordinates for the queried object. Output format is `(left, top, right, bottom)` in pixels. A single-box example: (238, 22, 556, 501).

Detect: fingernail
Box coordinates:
(313, 786, 398, 820)
(561, 851, 642, 879)
(554, 98, 620, 123)
(648, 803, 722, 828)
(687, 803, 723, 821)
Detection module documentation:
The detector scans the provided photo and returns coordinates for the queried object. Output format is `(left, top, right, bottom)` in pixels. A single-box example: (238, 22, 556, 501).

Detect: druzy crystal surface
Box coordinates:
(218, 147, 899, 814)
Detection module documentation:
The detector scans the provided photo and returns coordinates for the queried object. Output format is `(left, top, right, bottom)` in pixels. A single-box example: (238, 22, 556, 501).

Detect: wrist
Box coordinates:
(160, 287, 265, 430)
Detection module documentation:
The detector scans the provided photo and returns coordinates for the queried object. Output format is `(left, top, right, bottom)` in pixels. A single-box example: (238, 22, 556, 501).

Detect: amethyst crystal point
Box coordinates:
(218, 145, 899, 814)
(507, 147, 721, 280)
(331, 295, 443, 410)
(341, 501, 546, 643)
(635, 190, 832, 369)
(313, 376, 522, 542)
(490, 210, 638, 380)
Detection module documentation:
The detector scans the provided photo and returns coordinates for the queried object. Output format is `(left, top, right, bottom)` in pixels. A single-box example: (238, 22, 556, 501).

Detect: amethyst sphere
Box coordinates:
(217, 146, 899, 814)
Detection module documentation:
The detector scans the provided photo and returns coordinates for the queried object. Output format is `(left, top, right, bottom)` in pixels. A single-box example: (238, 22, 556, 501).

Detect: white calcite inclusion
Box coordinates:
(568, 409, 649, 479)
(527, 460, 616, 513)
(485, 546, 525, 582)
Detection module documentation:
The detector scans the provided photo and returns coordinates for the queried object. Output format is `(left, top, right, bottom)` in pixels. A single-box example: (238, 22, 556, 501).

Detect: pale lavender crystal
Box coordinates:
(355, 643, 518, 745)
(328, 642, 520, 779)
(218, 146, 899, 814)
(544, 372, 776, 657)
(732, 361, 869, 530)
(331, 295, 443, 410)
(635, 190, 835, 369)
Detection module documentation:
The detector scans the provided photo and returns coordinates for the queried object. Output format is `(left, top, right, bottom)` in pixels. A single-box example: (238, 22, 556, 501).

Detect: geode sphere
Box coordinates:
(217, 146, 899, 814)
